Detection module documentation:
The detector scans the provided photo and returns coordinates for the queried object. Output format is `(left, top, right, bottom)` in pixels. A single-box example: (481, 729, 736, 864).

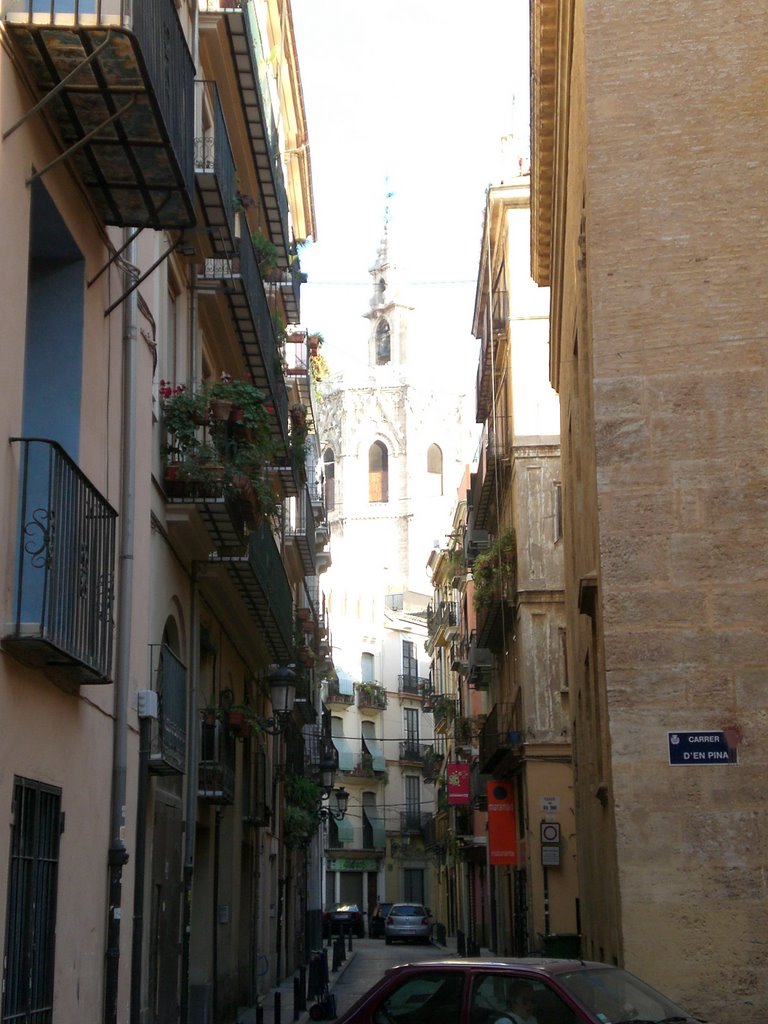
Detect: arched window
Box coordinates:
(368, 441, 388, 503)
(323, 448, 335, 510)
(375, 319, 391, 364)
(427, 443, 443, 496)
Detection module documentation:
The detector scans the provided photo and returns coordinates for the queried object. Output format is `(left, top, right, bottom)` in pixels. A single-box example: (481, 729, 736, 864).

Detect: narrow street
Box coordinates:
(329, 938, 446, 1019)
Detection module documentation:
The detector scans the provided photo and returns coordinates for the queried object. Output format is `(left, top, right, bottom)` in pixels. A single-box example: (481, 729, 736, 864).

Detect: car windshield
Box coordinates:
(391, 905, 424, 916)
(557, 966, 696, 1023)
(333, 904, 358, 912)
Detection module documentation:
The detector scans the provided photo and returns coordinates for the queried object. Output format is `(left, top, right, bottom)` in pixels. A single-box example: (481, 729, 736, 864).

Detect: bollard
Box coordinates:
(346, 924, 353, 953)
(256, 1003, 264, 1024)
(299, 965, 307, 1012)
(331, 938, 340, 972)
(337, 932, 346, 963)
(293, 974, 300, 1021)
(275, 990, 281, 1024)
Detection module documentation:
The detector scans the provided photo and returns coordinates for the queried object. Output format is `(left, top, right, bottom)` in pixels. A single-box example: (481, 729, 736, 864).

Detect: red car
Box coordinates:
(330, 957, 703, 1024)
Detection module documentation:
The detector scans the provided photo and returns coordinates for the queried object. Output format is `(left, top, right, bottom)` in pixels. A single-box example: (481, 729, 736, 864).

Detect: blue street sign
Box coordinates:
(668, 731, 738, 765)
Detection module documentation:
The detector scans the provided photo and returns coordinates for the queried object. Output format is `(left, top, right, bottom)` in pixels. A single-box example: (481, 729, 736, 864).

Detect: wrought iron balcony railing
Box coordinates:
(199, 0, 290, 264)
(198, 715, 235, 804)
(149, 644, 187, 775)
(399, 741, 429, 764)
(479, 702, 523, 774)
(194, 79, 237, 255)
(399, 810, 431, 835)
(5, 438, 117, 685)
(472, 417, 512, 531)
(356, 684, 387, 710)
(198, 233, 289, 448)
(215, 520, 293, 662)
(285, 486, 317, 576)
(398, 674, 429, 695)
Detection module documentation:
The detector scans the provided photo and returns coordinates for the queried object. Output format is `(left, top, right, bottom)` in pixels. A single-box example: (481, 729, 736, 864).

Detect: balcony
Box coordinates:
(399, 741, 429, 764)
(476, 582, 514, 652)
(326, 686, 353, 707)
(398, 673, 429, 696)
(356, 683, 387, 711)
(479, 702, 523, 774)
(428, 599, 458, 649)
(195, 80, 237, 255)
(468, 636, 493, 689)
(472, 418, 512, 531)
(149, 644, 187, 775)
(198, 714, 235, 804)
(285, 329, 312, 407)
(198, 234, 289, 448)
(4, 1, 195, 229)
(421, 745, 444, 783)
(474, 530, 516, 652)
(4, 438, 117, 686)
(475, 289, 509, 423)
(399, 810, 431, 836)
(285, 486, 317, 575)
(214, 519, 293, 662)
(198, 1, 290, 262)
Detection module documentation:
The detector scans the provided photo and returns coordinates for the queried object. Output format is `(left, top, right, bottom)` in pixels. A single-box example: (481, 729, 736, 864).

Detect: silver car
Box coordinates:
(384, 902, 432, 944)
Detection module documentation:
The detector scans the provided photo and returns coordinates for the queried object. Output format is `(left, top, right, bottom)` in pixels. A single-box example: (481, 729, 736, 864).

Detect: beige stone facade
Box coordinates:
(531, 1, 768, 1019)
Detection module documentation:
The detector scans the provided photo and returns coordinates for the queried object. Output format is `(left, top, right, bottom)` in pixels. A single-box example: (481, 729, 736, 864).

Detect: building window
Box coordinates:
(375, 319, 391, 364)
(427, 443, 443, 496)
(404, 708, 420, 754)
(553, 481, 563, 543)
(368, 441, 389, 503)
(323, 448, 335, 511)
(2, 777, 62, 1024)
(402, 639, 417, 680)
(361, 652, 375, 683)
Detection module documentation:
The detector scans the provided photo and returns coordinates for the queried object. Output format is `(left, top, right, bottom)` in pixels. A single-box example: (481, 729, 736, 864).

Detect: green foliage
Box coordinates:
(284, 774, 321, 849)
(252, 231, 278, 274)
(162, 378, 279, 523)
(472, 528, 517, 611)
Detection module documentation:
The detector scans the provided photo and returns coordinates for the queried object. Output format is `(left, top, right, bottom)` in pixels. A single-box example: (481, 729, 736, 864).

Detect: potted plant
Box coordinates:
(284, 775, 321, 849)
(472, 528, 516, 611)
(251, 231, 278, 275)
(161, 382, 210, 454)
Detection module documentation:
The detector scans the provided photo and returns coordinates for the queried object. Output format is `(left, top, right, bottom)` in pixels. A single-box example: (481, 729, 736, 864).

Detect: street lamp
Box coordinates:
(247, 664, 298, 735)
(318, 786, 349, 822)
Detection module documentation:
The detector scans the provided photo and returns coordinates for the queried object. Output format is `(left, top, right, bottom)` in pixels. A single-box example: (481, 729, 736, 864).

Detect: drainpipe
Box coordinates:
(180, 567, 201, 1024)
(104, 230, 137, 1024)
(129, 693, 152, 1024)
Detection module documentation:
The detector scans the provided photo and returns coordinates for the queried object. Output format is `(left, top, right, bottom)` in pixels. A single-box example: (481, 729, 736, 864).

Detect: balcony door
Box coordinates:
(404, 774, 420, 832)
(403, 708, 419, 759)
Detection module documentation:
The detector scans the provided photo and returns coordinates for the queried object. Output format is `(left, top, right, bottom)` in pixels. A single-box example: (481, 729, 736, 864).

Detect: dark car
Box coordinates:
(322, 902, 365, 938)
(330, 957, 703, 1024)
(369, 902, 394, 939)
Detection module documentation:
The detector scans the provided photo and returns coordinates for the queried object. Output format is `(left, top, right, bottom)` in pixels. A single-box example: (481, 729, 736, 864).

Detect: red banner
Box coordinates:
(487, 781, 517, 864)
(446, 762, 470, 804)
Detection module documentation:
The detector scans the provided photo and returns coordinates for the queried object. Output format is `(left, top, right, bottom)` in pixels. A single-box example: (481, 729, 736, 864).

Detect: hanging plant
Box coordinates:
(472, 528, 517, 611)
(252, 231, 279, 274)
(284, 775, 321, 848)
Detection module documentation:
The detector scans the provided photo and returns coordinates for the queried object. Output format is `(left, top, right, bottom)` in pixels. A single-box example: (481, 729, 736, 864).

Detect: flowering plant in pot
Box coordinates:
(161, 383, 210, 454)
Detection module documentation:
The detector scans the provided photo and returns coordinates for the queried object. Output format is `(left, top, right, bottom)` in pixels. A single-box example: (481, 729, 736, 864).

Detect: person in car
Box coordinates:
(492, 980, 537, 1024)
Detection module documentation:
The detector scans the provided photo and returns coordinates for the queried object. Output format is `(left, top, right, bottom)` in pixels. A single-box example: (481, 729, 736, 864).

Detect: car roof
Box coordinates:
(384, 957, 608, 976)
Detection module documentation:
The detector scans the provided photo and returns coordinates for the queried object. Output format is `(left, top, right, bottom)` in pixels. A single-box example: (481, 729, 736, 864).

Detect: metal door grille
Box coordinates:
(2, 778, 62, 1024)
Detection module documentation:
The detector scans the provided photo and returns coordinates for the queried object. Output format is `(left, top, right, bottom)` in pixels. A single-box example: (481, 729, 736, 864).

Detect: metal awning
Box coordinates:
(5, 8, 196, 229)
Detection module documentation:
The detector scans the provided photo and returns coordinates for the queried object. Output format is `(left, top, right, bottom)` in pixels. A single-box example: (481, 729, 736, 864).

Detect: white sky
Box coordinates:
(291, 0, 531, 376)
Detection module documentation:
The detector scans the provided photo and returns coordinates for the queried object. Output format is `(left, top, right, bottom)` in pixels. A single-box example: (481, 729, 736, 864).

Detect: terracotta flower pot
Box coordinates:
(210, 398, 233, 421)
